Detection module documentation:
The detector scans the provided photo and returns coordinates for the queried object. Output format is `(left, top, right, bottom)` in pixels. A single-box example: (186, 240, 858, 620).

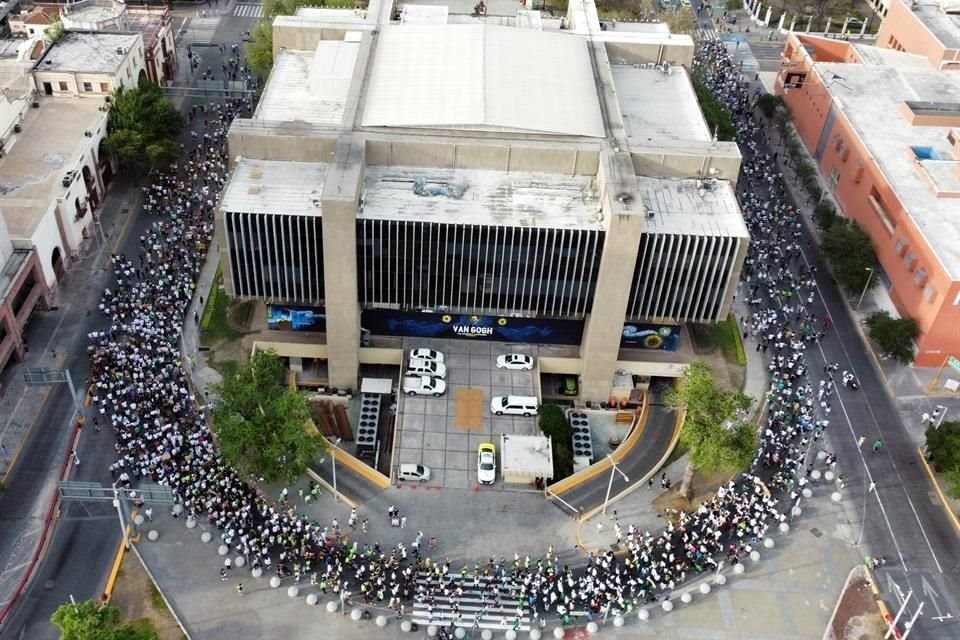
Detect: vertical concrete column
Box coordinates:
(579, 151, 643, 403)
(320, 135, 364, 391)
(764, 6, 772, 27)
(789, 16, 797, 33)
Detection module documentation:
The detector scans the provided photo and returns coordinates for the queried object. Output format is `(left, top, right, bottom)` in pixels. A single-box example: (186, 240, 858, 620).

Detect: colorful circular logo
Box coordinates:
(497, 318, 508, 326)
(441, 315, 452, 323)
(644, 334, 664, 349)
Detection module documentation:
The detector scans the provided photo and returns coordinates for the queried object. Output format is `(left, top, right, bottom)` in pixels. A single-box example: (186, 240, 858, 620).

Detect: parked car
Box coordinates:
(402, 375, 446, 397)
(398, 463, 431, 482)
(490, 395, 539, 416)
(496, 353, 534, 370)
(409, 348, 445, 364)
(407, 358, 447, 379)
(561, 375, 578, 396)
(477, 443, 496, 485)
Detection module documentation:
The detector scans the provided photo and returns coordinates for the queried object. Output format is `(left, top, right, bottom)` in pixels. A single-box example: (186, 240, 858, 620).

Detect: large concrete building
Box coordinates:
(777, 30, 960, 366)
(876, 0, 960, 70)
(216, 0, 750, 401)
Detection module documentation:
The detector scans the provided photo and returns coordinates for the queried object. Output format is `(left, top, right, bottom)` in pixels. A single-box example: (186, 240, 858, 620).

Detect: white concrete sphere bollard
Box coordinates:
(586, 621, 599, 634)
(172, 503, 184, 515)
(749, 550, 761, 562)
(638, 608, 650, 621)
(287, 585, 299, 598)
(816, 451, 827, 461)
(716, 574, 727, 586)
(251, 567, 262, 578)
(764, 537, 775, 549)
(554, 626, 566, 638)
(680, 591, 693, 604)
(326, 600, 338, 613)
(612, 615, 625, 628)
(779, 522, 791, 534)
(824, 470, 835, 483)
(529, 630, 542, 640)
(480, 630, 492, 640)
(217, 545, 229, 556)
(350, 608, 363, 622)
(505, 631, 517, 640)
(662, 599, 674, 612)
(400, 619, 412, 632)
(734, 563, 745, 575)
(200, 531, 212, 543)
(186, 516, 197, 529)
(810, 469, 822, 481)
(147, 530, 159, 541)
(270, 576, 281, 589)
(791, 506, 802, 518)
(455, 628, 466, 640)
(306, 594, 318, 606)
(700, 582, 711, 595)
(802, 487, 813, 499)
(134, 514, 145, 526)
(234, 556, 246, 568)
(376, 615, 387, 628)
(831, 491, 843, 503)
(426, 625, 438, 637)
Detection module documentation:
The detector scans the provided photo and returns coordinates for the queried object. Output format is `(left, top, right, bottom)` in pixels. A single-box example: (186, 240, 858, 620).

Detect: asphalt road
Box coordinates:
(0, 7, 254, 638)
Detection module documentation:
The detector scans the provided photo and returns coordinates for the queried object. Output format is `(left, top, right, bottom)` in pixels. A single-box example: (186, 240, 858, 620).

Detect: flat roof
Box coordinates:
(913, 1, 960, 49)
(500, 433, 554, 478)
(814, 58, 960, 277)
(611, 64, 712, 147)
(294, 6, 369, 22)
(636, 177, 749, 238)
(360, 165, 604, 230)
(35, 32, 139, 73)
(361, 24, 605, 137)
(0, 98, 106, 239)
(220, 159, 329, 217)
(852, 43, 931, 69)
(255, 41, 358, 125)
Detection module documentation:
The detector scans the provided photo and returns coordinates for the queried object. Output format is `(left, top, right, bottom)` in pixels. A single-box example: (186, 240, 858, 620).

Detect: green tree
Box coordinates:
(665, 361, 755, 499)
(814, 199, 838, 230)
(102, 83, 184, 175)
(538, 405, 574, 481)
(245, 19, 274, 79)
(51, 600, 159, 640)
(865, 311, 918, 365)
(944, 465, 960, 500)
(756, 94, 784, 119)
(925, 420, 960, 471)
(44, 19, 65, 44)
(692, 78, 736, 141)
(664, 6, 697, 34)
(820, 219, 877, 292)
(211, 351, 325, 484)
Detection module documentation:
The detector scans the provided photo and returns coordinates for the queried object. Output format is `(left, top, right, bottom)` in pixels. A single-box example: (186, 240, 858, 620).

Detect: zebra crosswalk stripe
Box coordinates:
(183, 17, 221, 44)
(409, 573, 533, 632)
(234, 4, 264, 18)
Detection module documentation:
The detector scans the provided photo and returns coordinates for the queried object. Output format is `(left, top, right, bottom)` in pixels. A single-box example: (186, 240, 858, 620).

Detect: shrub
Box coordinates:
(539, 405, 574, 481)
(925, 420, 960, 471)
(796, 161, 817, 180)
(821, 219, 877, 292)
(865, 311, 919, 365)
(756, 94, 784, 119)
(814, 200, 838, 230)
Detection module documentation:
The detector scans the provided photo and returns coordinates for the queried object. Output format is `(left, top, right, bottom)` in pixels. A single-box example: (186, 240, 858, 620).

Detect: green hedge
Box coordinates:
(539, 405, 574, 482)
(729, 314, 747, 366)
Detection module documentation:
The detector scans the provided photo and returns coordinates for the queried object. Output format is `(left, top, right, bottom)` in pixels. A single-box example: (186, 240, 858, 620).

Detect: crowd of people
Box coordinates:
(83, 35, 839, 631)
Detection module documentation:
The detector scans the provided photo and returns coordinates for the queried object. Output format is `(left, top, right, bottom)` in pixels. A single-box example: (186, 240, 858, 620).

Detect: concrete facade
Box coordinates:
(32, 32, 145, 98)
(876, 0, 960, 69)
(218, 0, 749, 399)
(777, 32, 960, 366)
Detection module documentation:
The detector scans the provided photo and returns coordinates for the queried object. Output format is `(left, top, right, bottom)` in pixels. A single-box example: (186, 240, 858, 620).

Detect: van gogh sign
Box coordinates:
(620, 323, 680, 351)
(361, 311, 584, 345)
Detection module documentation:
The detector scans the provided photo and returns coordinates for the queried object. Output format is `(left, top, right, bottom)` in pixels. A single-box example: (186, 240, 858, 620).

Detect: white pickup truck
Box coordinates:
(402, 375, 447, 397)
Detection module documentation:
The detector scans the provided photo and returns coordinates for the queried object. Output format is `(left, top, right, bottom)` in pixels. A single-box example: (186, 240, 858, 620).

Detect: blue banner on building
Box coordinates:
(620, 323, 681, 351)
(267, 306, 327, 332)
(360, 310, 584, 345)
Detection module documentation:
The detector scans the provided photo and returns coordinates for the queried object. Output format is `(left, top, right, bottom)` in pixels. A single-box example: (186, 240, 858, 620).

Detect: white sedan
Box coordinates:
(409, 348, 445, 364)
(496, 353, 534, 370)
(477, 443, 496, 485)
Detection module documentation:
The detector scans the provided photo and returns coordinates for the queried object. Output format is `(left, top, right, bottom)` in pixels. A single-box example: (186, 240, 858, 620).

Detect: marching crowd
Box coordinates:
(83, 36, 838, 631)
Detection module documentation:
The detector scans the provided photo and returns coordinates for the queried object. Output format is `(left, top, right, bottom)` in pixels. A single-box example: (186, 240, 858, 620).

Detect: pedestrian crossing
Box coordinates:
(234, 4, 264, 18)
(409, 572, 534, 632)
(747, 42, 786, 71)
(182, 17, 221, 44)
(695, 28, 720, 42)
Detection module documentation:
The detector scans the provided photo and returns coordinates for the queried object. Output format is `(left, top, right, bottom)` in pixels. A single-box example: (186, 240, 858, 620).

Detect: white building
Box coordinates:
(33, 31, 145, 98)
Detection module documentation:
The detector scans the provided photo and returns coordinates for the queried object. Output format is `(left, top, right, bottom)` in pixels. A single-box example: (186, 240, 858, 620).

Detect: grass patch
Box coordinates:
(691, 316, 746, 365)
(689, 323, 720, 352)
(208, 354, 240, 380)
(200, 289, 242, 346)
(148, 582, 167, 613)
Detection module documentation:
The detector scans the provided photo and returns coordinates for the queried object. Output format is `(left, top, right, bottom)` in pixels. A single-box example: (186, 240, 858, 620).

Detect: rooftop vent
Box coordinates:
(247, 185, 261, 195)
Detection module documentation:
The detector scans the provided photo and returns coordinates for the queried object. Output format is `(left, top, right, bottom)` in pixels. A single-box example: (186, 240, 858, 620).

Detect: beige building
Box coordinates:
(33, 31, 145, 98)
(216, 0, 749, 401)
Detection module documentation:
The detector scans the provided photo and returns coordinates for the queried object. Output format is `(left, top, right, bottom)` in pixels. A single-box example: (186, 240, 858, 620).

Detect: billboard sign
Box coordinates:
(266, 305, 327, 332)
(360, 310, 584, 345)
(620, 322, 681, 351)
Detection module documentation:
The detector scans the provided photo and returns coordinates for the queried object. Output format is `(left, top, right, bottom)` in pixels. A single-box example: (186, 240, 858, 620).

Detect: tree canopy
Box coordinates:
(820, 219, 877, 292)
(211, 351, 325, 484)
(538, 405, 573, 481)
(665, 361, 756, 498)
(865, 311, 918, 365)
(103, 82, 184, 175)
(51, 600, 159, 640)
(925, 420, 960, 499)
(692, 78, 737, 142)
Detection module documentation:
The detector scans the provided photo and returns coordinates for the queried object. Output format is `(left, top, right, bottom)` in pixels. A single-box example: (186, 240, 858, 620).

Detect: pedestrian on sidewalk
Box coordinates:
(236, 583, 244, 596)
(220, 567, 228, 581)
(857, 435, 866, 447)
(145, 507, 153, 521)
(921, 412, 931, 425)
(872, 439, 882, 453)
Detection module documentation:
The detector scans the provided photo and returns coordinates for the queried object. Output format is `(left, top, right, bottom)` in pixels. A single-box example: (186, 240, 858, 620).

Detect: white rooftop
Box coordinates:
(35, 32, 139, 74)
(636, 177, 749, 238)
(294, 6, 369, 22)
(611, 65, 712, 147)
(814, 58, 960, 277)
(852, 44, 931, 70)
(361, 24, 605, 137)
(500, 433, 554, 480)
(255, 40, 359, 125)
(220, 160, 329, 217)
(400, 4, 448, 23)
(360, 165, 603, 230)
(912, 1, 960, 49)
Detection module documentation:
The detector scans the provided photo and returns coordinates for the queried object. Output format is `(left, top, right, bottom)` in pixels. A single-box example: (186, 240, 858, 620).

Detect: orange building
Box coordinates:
(776, 31, 960, 366)
(876, 0, 960, 70)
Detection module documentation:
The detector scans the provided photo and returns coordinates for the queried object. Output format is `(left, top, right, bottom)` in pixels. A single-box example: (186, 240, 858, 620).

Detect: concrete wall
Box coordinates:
(876, 0, 957, 68)
(603, 40, 694, 68)
(227, 122, 339, 164)
(273, 16, 362, 54)
(34, 36, 144, 97)
(631, 142, 742, 183)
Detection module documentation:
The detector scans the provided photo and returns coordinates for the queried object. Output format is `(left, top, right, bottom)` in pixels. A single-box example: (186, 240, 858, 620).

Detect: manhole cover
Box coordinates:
(44, 579, 55, 590)
(810, 527, 823, 538)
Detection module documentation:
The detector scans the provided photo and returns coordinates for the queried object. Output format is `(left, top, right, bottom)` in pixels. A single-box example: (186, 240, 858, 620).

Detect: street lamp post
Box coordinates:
(112, 479, 131, 550)
(602, 455, 629, 516)
(856, 267, 875, 310)
(327, 437, 342, 502)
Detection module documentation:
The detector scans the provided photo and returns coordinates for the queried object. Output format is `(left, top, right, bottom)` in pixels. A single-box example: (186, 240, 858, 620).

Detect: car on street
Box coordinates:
(407, 357, 447, 378)
(477, 443, 496, 485)
(402, 375, 446, 397)
(496, 353, 534, 370)
(409, 348, 445, 364)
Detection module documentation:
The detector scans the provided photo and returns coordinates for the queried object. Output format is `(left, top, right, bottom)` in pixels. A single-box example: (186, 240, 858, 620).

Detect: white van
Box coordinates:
(398, 463, 431, 482)
(406, 358, 447, 379)
(490, 395, 539, 417)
